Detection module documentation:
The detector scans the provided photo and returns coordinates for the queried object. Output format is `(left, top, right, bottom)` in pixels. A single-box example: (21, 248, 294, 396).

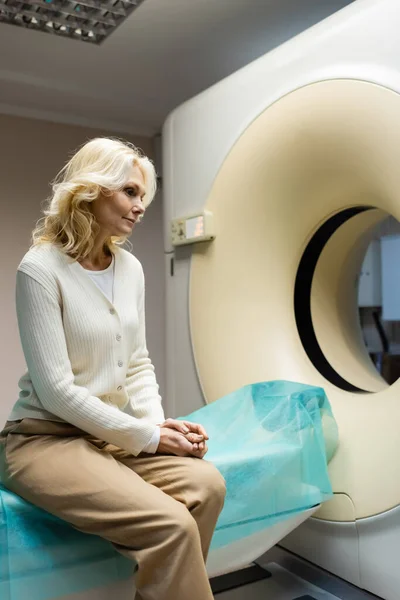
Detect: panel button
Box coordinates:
(116, 334, 122, 341)
(118, 360, 123, 367)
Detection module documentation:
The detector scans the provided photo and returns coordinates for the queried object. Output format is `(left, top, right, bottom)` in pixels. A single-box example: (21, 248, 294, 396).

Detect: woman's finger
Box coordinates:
(195, 443, 208, 459)
(183, 421, 209, 440)
(190, 441, 208, 459)
(176, 434, 196, 456)
(186, 432, 204, 444)
(162, 418, 191, 435)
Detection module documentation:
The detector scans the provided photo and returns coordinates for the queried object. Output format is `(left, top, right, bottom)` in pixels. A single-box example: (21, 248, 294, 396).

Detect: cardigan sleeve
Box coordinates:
(123, 265, 165, 425)
(15, 270, 157, 456)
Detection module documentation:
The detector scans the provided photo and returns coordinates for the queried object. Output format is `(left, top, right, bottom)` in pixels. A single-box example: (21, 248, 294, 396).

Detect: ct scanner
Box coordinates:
(161, 0, 400, 598)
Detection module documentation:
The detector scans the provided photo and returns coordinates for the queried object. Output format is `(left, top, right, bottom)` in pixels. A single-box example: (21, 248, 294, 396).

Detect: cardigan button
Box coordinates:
(109, 308, 116, 315)
(116, 334, 122, 341)
(117, 385, 123, 391)
(118, 360, 123, 367)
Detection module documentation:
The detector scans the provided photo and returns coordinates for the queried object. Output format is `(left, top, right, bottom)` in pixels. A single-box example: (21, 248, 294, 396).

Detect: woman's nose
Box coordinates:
(133, 199, 145, 214)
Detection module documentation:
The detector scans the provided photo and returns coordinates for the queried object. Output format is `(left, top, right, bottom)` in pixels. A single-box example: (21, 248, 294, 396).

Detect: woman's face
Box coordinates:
(91, 163, 146, 237)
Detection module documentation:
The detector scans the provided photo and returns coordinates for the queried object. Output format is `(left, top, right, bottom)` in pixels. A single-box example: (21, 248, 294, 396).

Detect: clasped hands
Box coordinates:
(157, 418, 209, 459)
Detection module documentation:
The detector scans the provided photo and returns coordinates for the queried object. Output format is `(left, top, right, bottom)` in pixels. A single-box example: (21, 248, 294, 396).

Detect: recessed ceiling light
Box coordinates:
(0, 0, 145, 44)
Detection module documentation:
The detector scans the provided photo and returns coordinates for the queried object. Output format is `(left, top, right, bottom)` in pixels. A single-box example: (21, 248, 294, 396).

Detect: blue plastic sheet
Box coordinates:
(0, 380, 338, 599)
(180, 380, 338, 549)
(0, 485, 133, 600)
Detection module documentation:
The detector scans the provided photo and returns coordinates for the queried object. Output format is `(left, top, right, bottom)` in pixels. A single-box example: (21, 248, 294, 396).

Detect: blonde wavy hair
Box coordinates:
(32, 137, 158, 260)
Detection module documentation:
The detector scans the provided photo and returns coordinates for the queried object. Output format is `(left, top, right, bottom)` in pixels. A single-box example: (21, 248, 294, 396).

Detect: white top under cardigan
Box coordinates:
(8, 243, 165, 456)
(84, 255, 116, 302)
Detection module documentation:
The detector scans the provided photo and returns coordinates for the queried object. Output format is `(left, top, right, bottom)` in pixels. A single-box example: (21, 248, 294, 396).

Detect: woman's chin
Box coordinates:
(111, 225, 135, 237)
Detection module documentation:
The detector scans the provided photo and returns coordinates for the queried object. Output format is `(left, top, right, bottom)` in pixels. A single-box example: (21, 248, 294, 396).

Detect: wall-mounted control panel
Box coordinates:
(171, 211, 215, 246)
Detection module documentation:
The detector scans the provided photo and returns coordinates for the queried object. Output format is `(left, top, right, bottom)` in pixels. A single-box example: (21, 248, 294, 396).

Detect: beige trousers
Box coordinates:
(0, 419, 226, 600)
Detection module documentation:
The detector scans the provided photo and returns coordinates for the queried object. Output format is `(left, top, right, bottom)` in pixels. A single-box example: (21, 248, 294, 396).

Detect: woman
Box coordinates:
(0, 137, 226, 600)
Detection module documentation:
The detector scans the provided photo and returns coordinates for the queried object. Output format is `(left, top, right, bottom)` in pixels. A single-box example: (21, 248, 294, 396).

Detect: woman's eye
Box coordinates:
(124, 187, 144, 201)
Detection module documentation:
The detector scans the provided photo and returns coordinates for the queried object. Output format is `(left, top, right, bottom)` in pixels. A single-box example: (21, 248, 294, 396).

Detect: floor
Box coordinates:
(216, 563, 342, 599)
(216, 547, 382, 600)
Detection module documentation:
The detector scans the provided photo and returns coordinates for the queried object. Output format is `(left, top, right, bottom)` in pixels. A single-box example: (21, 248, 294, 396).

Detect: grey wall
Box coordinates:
(0, 114, 165, 426)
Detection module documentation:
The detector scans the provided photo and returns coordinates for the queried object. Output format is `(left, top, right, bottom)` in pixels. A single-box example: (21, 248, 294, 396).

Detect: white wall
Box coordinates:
(0, 114, 165, 426)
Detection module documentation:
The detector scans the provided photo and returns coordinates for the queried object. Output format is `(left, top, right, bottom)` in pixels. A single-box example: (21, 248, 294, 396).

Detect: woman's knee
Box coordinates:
(207, 462, 226, 507)
(192, 460, 226, 508)
(168, 501, 200, 539)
